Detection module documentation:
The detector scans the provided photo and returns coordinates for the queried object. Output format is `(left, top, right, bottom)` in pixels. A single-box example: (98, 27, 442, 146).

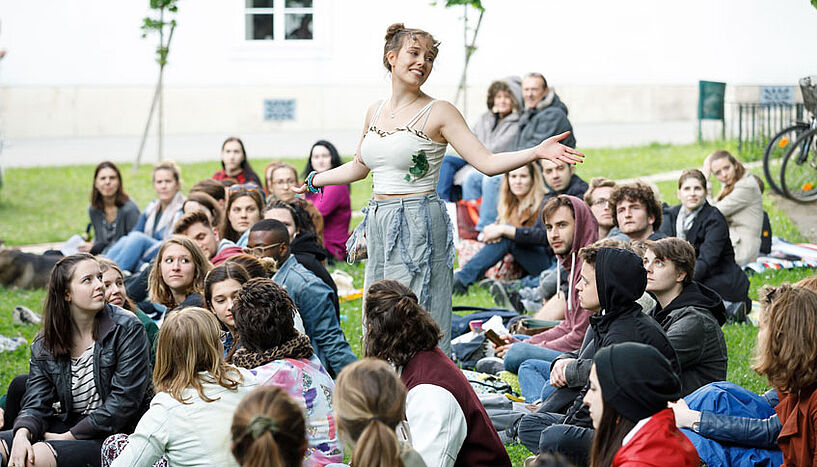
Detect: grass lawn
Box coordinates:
(2, 139, 815, 466)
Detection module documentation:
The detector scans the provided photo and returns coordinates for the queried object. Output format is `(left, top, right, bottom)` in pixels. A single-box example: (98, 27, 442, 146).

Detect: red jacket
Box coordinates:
(776, 386, 817, 466)
(613, 408, 699, 467)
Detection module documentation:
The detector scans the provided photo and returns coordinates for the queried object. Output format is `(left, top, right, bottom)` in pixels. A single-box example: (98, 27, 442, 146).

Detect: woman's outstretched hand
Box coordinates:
(534, 131, 584, 166)
(290, 183, 308, 195)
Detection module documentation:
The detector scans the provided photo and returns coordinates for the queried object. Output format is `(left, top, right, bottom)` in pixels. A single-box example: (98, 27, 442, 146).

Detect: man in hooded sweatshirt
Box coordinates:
(513, 244, 680, 464)
(642, 237, 728, 396)
(494, 195, 599, 373)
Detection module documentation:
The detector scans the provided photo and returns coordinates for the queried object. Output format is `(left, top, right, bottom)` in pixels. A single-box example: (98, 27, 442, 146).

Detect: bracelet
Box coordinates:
(305, 171, 322, 194)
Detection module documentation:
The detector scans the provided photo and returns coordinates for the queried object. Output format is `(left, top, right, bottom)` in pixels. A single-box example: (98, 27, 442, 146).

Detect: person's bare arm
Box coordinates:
(294, 103, 375, 192)
(437, 101, 583, 176)
(534, 292, 566, 321)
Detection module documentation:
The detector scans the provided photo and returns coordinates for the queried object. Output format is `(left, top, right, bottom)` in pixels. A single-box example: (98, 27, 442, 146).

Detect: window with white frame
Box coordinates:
(245, 0, 314, 41)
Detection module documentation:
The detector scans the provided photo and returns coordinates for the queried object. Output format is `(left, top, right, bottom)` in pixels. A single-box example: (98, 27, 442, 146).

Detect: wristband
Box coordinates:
(305, 171, 322, 194)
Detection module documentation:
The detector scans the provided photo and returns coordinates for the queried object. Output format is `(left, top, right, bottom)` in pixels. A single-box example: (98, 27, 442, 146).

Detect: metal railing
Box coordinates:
(737, 103, 805, 156)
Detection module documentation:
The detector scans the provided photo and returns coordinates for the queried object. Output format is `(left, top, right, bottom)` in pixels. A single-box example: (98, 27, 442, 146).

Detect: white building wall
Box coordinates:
(0, 0, 815, 150)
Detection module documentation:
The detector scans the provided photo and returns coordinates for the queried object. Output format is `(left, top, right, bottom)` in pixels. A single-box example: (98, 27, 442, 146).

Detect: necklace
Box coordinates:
(389, 95, 421, 119)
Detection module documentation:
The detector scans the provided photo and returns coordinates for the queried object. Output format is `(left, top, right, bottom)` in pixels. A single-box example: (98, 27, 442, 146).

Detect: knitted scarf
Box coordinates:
(231, 333, 313, 369)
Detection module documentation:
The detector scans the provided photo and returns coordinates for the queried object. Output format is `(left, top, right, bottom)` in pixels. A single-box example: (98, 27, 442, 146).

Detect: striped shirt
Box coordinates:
(71, 344, 101, 415)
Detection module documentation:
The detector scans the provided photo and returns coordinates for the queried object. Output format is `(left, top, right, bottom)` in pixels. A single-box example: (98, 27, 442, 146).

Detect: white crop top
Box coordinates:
(359, 100, 448, 195)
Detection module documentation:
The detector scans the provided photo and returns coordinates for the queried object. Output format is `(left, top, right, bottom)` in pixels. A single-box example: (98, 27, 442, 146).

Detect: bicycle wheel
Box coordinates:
(781, 127, 817, 203)
(764, 123, 810, 196)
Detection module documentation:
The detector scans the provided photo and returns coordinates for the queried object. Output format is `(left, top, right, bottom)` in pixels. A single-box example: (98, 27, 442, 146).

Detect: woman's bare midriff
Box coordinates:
(373, 189, 436, 201)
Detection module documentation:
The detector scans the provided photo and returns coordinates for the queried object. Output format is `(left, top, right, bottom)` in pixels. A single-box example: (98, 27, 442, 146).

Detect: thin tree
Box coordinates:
(440, 0, 485, 116)
(136, 0, 178, 169)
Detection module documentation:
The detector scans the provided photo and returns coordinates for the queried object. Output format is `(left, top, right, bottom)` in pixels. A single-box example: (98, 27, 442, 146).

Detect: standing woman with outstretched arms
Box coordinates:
(297, 23, 584, 354)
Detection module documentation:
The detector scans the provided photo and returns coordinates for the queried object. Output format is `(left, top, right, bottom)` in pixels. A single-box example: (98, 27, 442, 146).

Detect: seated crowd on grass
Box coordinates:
(1, 72, 816, 467)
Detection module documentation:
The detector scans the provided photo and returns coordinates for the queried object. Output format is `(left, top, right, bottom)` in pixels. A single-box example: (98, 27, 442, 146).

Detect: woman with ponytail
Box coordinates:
(230, 385, 308, 467)
(294, 23, 584, 356)
(364, 279, 511, 467)
(333, 359, 425, 467)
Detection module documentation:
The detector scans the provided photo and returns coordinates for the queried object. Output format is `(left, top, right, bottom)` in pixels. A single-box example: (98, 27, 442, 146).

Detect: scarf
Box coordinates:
(675, 204, 703, 241)
(231, 333, 313, 369)
(143, 191, 186, 240)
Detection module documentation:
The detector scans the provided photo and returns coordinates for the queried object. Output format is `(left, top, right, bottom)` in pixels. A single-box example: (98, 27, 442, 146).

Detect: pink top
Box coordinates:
(307, 184, 351, 261)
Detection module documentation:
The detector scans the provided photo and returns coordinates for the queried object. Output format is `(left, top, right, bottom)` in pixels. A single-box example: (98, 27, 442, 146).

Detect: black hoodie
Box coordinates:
(290, 231, 339, 317)
(648, 281, 728, 396)
(562, 247, 680, 428)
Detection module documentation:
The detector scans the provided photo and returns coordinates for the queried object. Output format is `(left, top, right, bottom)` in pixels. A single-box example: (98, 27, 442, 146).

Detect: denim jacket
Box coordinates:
(273, 255, 357, 377)
(14, 305, 151, 440)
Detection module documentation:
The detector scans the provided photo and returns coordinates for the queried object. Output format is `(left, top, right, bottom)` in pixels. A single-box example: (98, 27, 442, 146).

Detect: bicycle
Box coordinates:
(762, 78, 817, 196)
(780, 76, 817, 203)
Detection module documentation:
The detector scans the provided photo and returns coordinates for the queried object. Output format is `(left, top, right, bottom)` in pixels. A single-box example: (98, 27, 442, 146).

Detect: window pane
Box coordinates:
(285, 0, 312, 7)
(285, 13, 312, 40)
(246, 14, 274, 40)
(246, 0, 275, 7)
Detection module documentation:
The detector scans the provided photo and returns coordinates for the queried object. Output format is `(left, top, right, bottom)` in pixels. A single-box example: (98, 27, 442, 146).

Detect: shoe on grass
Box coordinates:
(490, 282, 514, 309)
(13, 305, 42, 326)
(453, 279, 468, 296)
(475, 356, 505, 375)
(476, 278, 496, 290)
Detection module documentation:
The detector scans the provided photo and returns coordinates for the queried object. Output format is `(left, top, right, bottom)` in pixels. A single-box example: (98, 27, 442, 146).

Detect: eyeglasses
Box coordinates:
(243, 242, 283, 257)
(592, 198, 611, 208)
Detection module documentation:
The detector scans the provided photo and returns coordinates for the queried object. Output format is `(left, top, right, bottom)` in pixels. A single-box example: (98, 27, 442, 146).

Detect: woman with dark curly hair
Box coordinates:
(230, 278, 341, 465)
(364, 279, 511, 467)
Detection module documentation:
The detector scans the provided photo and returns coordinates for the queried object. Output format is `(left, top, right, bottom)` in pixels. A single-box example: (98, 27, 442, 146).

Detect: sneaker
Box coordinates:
(476, 278, 496, 290)
(498, 427, 516, 445)
(453, 279, 468, 296)
(475, 356, 505, 375)
(490, 281, 514, 310)
(509, 291, 528, 314)
(13, 306, 42, 326)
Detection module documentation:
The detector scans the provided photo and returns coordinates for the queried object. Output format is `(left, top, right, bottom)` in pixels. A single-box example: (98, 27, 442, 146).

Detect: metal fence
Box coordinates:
(736, 103, 805, 156)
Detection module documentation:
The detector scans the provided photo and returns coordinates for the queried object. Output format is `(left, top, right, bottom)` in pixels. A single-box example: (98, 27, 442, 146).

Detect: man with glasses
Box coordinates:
(247, 219, 357, 377)
(583, 177, 629, 241)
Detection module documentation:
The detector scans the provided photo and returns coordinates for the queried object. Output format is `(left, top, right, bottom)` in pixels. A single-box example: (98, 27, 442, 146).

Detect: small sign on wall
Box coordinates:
(264, 99, 296, 121)
(759, 86, 795, 105)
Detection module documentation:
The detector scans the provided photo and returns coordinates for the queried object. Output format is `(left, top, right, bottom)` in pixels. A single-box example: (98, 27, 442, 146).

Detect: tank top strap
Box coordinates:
(370, 99, 387, 127)
(406, 100, 437, 131)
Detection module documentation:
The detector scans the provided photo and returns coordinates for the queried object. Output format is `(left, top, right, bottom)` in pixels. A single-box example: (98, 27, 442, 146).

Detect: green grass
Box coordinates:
(1, 139, 814, 466)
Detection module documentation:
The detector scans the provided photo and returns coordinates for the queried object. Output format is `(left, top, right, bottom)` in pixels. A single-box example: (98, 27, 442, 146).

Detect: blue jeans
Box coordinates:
(503, 342, 563, 374)
(455, 238, 555, 287)
(462, 171, 502, 231)
(105, 231, 160, 273)
(437, 155, 469, 202)
(519, 359, 559, 403)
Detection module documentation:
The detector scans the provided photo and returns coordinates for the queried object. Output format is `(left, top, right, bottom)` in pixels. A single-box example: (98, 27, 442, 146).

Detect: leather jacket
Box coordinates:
(14, 304, 151, 440)
(697, 389, 781, 449)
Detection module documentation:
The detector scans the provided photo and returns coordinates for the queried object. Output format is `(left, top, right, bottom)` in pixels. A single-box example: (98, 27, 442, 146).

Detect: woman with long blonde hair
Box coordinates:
(702, 149, 763, 266)
(148, 235, 212, 312)
(334, 359, 426, 467)
(107, 307, 257, 467)
(454, 161, 550, 292)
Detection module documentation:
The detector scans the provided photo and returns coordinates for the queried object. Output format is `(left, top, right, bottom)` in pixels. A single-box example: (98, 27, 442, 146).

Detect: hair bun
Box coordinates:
(385, 23, 405, 41)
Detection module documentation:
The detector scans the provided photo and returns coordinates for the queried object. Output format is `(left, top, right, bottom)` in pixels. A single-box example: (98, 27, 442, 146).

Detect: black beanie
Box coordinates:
(594, 342, 681, 423)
